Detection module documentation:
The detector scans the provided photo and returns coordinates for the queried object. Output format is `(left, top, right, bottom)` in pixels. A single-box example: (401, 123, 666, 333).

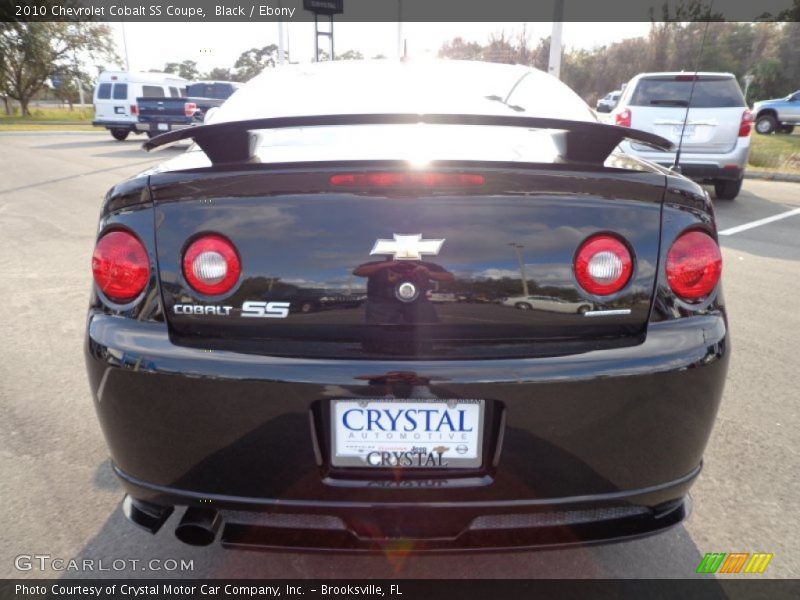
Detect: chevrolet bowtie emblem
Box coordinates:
(370, 234, 445, 260)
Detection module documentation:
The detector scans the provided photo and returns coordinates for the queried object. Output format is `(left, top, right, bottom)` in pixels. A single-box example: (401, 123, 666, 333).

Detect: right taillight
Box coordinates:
(184, 102, 197, 118)
(666, 230, 722, 301)
(615, 108, 631, 128)
(738, 109, 753, 137)
(92, 230, 150, 303)
(183, 234, 241, 295)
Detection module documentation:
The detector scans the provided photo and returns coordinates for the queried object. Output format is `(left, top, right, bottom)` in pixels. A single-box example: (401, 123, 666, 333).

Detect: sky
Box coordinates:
(106, 22, 652, 73)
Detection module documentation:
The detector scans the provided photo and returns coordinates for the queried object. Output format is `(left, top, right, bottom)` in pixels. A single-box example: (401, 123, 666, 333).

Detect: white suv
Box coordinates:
(611, 72, 752, 200)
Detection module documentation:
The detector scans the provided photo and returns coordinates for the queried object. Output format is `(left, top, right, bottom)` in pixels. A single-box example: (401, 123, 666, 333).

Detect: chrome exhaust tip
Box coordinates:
(121, 495, 173, 534)
(175, 507, 221, 546)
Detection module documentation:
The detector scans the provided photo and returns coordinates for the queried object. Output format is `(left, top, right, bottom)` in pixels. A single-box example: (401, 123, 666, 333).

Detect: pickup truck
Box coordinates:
(135, 80, 242, 137)
(752, 90, 800, 134)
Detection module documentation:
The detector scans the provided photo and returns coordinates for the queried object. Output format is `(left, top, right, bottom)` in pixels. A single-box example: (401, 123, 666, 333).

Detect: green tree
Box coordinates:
(0, 21, 117, 115)
(164, 60, 200, 80)
(336, 49, 364, 60)
(234, 45, 280, 82)
(205, 67, 235, 81)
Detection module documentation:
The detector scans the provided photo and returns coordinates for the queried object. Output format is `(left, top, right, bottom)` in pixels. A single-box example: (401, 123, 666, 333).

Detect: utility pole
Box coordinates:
(548, 0, 564, 80)
(120, 21, 130, 71)
(397, 0, 404, 59)
(509, 243, 529, 297)
(73, 50, 85, 106)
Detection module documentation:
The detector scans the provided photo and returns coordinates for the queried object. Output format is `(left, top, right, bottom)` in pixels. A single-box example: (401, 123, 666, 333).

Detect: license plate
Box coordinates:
(331, 399, 484, 469)
(157, 123, 169, 131)
(672, 124, 695, 137)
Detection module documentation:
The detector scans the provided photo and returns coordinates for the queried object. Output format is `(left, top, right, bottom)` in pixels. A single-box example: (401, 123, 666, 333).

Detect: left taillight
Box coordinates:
(615, 108, 631, 128)
(182, 234, 241, 296)
(130, 104, 138, 115)
(92, 230, 150, 303)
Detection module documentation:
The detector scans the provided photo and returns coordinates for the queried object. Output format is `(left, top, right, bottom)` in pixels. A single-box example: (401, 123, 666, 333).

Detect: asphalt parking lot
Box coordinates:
(0, 131, 797, 579)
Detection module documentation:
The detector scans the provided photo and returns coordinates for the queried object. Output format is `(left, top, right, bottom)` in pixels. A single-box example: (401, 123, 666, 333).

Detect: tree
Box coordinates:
(234, 45, 280, 82)
(0, 21, 117, 116)
(438, 37, 483, 61)
(163, 60, 200, 80)
(336, 50, 364, 61)
(205, 67, 235, 81)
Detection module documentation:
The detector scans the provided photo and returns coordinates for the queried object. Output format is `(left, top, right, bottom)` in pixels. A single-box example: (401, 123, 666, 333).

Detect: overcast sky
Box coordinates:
(107, 22, 652, 73)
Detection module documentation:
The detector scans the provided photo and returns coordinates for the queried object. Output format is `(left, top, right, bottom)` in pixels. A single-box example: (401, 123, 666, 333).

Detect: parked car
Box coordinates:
(136, 80, 242, 137)
(501, 295, 593, 314)
(87, 60, 728, 551)
(752, 90, 800, 134)
(611, 72, 751, 200)
(92, 71, 187, 141)
(596, 90, 621, 113)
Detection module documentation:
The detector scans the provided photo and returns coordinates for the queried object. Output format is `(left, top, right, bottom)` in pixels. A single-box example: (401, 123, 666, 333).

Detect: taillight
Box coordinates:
(329, 172, 485, 187)
(183, 234, 241, 295)
(574, 234, 633, 295)
(615, 108, 631, 128)
(738, 109, 753, 137)
(92, 230, 150, 303)
(666, 230, 722, 301)
(184, 102, 197, 118)
(130, 104, 137, 115)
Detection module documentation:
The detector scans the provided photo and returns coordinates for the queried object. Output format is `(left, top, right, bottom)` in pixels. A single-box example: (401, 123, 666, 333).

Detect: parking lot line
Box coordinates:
(718, 207, 800, 236)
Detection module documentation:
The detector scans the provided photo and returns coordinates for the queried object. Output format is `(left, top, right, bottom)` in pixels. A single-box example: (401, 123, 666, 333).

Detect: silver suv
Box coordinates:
(611, 72, 751, 200)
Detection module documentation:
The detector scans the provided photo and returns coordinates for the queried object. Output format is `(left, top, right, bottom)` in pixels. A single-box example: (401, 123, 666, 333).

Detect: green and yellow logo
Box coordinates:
(696, 552, 773, 574)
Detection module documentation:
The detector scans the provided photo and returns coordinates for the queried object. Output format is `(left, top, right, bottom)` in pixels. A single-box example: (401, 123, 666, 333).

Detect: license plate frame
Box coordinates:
(157, 123, 169, 131)
(330, 398, 485, 469)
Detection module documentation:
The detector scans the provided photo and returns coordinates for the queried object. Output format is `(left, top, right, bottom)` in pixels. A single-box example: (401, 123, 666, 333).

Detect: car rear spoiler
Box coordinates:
(142, 113, 674, 166)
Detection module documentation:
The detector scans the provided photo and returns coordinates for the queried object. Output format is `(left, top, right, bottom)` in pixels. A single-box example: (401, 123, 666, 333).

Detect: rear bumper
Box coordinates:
(621, 138, 749, 181)
(85, 311, 728, 550)
(135, 121, 194, 133)
(92, 120, 137, 131)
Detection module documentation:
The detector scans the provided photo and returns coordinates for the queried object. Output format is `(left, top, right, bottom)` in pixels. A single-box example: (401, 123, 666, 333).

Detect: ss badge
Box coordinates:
(240, 301, 291, 318)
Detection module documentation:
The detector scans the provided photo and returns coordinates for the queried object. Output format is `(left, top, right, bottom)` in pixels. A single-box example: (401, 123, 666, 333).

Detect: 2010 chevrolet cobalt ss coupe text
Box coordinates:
(85, 60, 728, 551)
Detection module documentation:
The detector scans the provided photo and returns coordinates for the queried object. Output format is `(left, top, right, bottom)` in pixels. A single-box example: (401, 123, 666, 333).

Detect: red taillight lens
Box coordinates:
(666, 230, 722, 301)
(739, 109, 753, 137)
(92, 230, 150, 303)
(330, 172, 485, 187)
(184, 102, 197, 117)
(615, 108, 631, 128)
(130, 104, 137, 115)
(183, 234, 241, 295)
(574, 234, 633, 295)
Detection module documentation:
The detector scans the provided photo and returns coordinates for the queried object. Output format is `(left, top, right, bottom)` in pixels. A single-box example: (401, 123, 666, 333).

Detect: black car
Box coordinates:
(86, 60, 728, 552)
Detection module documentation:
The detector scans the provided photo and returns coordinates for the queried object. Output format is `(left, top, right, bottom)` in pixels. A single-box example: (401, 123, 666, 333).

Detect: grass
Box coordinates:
(748, 131, 800, 174)
(0, 105, 93, 128)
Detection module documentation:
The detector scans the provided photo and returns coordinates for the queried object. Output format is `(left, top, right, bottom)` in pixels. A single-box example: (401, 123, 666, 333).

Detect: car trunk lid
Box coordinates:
(150, 165, 666, 359)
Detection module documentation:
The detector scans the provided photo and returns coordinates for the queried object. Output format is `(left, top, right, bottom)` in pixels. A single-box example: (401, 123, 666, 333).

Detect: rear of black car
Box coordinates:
(85, 162, 727, 551)
(85, 60, 728, 552)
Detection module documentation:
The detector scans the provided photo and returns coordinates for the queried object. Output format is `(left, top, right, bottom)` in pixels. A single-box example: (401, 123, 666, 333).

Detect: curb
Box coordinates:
(745, 170, 800, 183)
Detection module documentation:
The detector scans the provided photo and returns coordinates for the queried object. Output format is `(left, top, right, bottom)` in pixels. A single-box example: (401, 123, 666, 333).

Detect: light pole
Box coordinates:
(548, 0, 564, 80)
(509, 243, 529, 297)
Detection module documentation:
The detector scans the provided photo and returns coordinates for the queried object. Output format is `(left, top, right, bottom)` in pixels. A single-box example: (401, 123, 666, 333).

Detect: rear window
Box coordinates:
(142, 85, 165, 97)
(96, 83, 111, 100)
(169, 86, 182, 98)
(112, 83, 127, 100)
(630, 77, 745, 108)
(187, 83, 234, 100)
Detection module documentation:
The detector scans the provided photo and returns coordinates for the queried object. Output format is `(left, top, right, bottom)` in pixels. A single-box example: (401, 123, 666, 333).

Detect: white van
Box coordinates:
(92, 71, 188, 141)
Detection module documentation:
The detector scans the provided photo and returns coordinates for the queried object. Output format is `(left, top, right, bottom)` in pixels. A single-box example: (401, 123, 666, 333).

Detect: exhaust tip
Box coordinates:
(122, 495, 173, 535)
(175, 507, 221, 546)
